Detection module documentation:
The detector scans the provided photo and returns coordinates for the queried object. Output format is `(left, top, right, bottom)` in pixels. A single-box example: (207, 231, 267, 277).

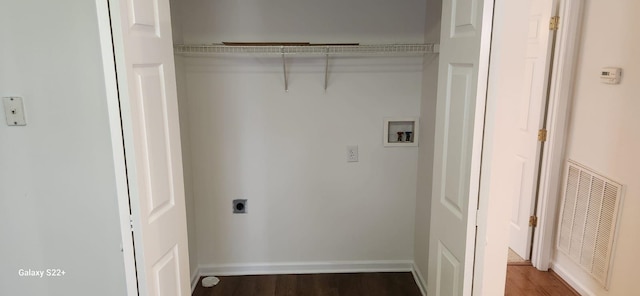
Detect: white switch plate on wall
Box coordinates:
(3, 97, 27, 126)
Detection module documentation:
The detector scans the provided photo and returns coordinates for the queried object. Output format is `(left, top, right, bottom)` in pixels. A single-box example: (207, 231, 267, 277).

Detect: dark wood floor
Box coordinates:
(193, 267, 578, 296)
(192, 272, 422, 296)
(505, 265, 579, 296)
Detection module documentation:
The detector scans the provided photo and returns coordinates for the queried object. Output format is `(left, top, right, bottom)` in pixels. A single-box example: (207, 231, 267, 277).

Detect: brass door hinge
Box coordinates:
(550, 16, 560, 31)
(529, 216, 538, 227)
(538, 129, 548, 142)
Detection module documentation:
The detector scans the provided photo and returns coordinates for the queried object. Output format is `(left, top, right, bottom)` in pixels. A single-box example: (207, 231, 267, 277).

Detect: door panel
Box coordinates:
(437, 242, 461, 295)
(152, 246, 181, 296)
(428, 0, 493, 294)
(129, 0, 158, 29)
(443, 65, 474, 219)
(510, 157, 527, 233)
(131, 64, 176, 221)
(451, 0, 478, 37)
(109, 0, 191, 294)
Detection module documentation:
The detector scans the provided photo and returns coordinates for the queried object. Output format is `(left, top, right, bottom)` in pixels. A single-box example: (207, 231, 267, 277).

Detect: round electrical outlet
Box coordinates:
(235, 203, 244, 211)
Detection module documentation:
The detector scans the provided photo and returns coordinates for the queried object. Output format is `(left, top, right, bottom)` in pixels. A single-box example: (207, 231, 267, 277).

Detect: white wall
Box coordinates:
(171, 0, 199, 281)
(186, 57, 423, 266)
(170, 0, 184, 44)
(413, 0, 442, 286)
(552, 1, 640, 295)
(180, 0, 427, 44)
(175, 56, 200, 280)
(173, 0, 430, 267)
(0, 1, 127, 295)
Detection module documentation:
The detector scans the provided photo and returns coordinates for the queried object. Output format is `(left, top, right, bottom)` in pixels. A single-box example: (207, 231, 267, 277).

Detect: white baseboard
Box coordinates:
(190, 267, 200, 293)
(198, 260, 414, 277)
(411, 263, 427, 296)
(550, 262, 594, 296)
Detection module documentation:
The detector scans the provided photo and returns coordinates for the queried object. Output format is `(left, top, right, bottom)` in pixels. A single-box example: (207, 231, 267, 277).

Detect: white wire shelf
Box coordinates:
(174, 43, 439, 56)
(173, 43, 439, 91)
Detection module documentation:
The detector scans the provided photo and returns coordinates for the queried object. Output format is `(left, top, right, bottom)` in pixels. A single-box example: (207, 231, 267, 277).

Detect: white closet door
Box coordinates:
(427, 0, 494, 295)
(508, 0, 555, 260)
(108, 0, 191, 295)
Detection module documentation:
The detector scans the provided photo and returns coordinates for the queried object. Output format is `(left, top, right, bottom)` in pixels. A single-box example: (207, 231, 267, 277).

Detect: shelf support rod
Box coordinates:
(281, 46, 288, 91)
(324, 47, 330, 91)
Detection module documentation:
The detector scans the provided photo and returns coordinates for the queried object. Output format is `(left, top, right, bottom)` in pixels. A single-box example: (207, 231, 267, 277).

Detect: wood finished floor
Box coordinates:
(192, 272, 422, 296)
(505, 265, 580, 296)
(193, 267, 578, 296)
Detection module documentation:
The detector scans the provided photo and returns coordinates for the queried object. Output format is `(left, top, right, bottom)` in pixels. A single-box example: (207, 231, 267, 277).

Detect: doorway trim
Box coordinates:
(473, 0, 584, 293)
(95, 0, 139, 295)
(531, 0, 584, 271)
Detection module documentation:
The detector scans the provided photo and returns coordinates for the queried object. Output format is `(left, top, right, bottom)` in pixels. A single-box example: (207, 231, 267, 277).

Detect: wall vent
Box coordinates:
(557, 160, 623, 288)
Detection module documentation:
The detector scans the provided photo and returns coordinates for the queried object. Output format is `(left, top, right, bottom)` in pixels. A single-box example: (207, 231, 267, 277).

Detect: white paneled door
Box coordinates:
(108, 0, 191, 295)
(508, 0, 556, 260)
(427, 0, 494, 295)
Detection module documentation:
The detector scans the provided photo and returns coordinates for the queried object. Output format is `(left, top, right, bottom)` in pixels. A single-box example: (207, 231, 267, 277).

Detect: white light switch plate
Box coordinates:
(3, 97, 26, 126)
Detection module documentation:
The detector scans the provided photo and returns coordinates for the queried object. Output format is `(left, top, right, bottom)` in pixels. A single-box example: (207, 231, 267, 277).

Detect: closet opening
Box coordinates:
(170, 1, 441, 294)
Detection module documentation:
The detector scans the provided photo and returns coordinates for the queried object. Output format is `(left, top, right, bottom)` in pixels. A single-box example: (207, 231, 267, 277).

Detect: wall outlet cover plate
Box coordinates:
(233, 199, 247, 214)
(3, 97, 27, 126)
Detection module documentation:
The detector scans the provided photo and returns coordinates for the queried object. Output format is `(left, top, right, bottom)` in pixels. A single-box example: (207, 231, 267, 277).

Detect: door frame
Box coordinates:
(473, 0, 584, 293)
(95, 1, 139, 295)
(473, 0, 583, 293)
(530, 0, 584, 270)
(95, 0, 584, 294)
